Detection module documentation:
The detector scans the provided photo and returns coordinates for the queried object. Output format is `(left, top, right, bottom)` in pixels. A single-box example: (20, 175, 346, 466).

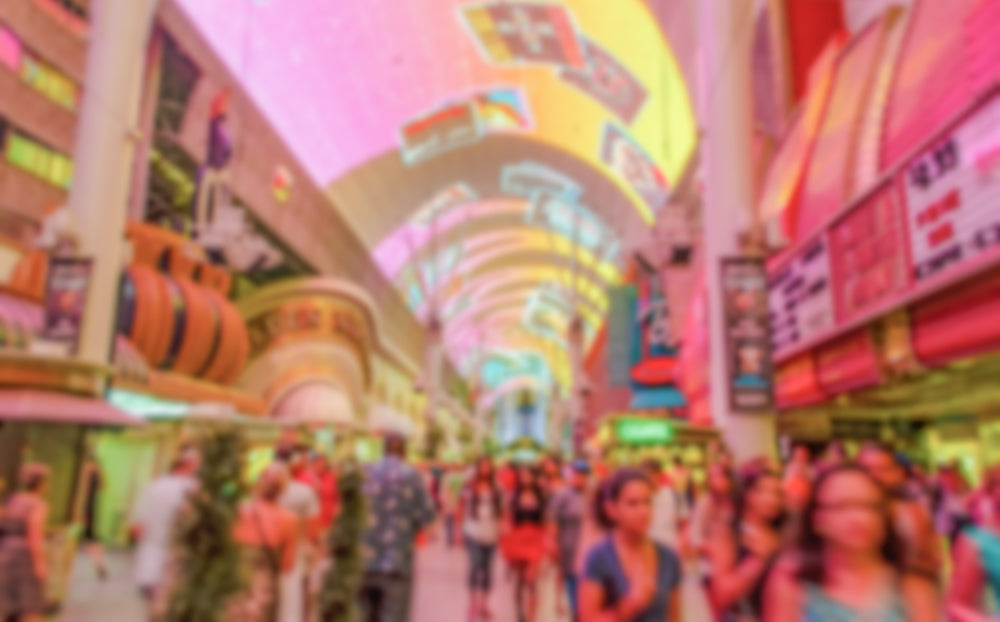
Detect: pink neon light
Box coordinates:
(0, 26, 22, 71)
(173, 0, 543, 185)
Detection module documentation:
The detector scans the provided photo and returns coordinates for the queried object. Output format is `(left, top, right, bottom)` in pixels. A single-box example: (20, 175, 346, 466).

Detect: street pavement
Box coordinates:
(58, 541, 710, 621)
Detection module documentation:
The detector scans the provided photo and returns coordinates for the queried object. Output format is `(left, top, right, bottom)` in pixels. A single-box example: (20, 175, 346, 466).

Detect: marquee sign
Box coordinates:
(902, 95, 1000, 282)
(769, 236, 835, 358)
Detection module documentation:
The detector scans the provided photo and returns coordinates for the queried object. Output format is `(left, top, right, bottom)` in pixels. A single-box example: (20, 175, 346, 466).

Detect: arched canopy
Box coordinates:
(176, 0, 697, 395)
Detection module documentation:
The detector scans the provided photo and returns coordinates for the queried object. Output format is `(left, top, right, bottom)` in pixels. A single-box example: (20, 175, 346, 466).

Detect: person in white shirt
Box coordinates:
(274, 445, 321, 622)
(129, 447, 200, 616)
(642, 458, 689, 551)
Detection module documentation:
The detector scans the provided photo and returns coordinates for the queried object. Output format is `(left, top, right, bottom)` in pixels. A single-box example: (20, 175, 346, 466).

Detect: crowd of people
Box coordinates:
(2, 435, 1000, 621)
(427, 441, 1000, 622)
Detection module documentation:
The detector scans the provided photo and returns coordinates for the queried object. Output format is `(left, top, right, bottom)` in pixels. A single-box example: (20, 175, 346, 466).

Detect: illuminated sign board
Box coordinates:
(560, 37, 647, 123)
(460, 2, 586, 68)
(600, 123, 669, 213)
(613, 417, 675, 445)
(769, 236, 834, 358)
(524, 195, 619, 262)
(722, 258, 773, 412)
(829, 185, 908, 323)
(901, 95, 1000, 281)
(399, 88, 531, 165)
(501, 160, 583, 202)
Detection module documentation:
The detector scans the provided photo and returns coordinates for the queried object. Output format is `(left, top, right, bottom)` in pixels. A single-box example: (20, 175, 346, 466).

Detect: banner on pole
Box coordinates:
(43, 256, 93, 355)
(721, 257, 774, 412)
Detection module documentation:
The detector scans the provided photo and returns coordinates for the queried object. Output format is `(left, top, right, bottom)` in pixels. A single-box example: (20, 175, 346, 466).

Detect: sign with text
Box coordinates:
(769, 237, 835, 358)
(43, 257, 93, 354)
(830, 185, 909, 323)
(613, 417, 674, 445)
(723, 258, 774, 411)
(902, 95, 1000, 281)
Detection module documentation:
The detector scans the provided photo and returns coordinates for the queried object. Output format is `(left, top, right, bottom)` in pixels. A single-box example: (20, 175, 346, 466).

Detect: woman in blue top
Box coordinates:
(579, 468, 682, 622)
(763, 464, 939, 622)
(948, 464, 1000, 622)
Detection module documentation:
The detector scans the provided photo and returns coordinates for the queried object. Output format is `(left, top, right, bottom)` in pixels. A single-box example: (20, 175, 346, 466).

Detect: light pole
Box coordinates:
(697, 0, 777, 460)
(69, 0, 160, 369)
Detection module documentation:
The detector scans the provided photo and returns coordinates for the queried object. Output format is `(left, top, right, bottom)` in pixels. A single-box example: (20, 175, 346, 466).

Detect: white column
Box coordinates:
(69, 0, 160, 367)
(698, 0, 776, 461)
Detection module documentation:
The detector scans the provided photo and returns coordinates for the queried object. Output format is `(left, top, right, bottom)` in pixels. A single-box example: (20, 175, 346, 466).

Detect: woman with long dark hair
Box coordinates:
(578, 468, 682, 622)
(459, 456, 504, 622)
(501, 465, 549, 622)
(764, 464, 939, 621)
(948, 464, 1000, 622)
(705, 459, 785, 621)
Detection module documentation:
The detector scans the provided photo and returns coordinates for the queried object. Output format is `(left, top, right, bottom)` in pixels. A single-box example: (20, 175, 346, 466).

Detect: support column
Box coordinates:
(69, 0, 159, 367)
(698, 0, 776, 461)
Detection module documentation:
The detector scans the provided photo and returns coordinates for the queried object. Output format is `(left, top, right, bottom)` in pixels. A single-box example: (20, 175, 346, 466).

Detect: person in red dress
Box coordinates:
(501, 465, 550, 622)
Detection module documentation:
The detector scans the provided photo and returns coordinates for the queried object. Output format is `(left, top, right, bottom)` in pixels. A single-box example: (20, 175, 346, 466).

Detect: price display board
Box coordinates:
(830, 185, 909, 323)
(902, 96, 1000, 281)
(769, 237, 835, 359)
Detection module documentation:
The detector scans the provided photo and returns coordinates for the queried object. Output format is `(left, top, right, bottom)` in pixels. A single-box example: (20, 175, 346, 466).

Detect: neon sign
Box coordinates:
(398, 88, 532, 165)
(501, 161, 583, 203)
(460, 2, 586, 68)
(613, 417, 675, 445)
(600, 122, 669, 213)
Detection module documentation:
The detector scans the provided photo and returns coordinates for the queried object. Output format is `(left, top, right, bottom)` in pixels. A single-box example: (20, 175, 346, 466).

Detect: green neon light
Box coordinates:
(107, 388, 189, 418)
(613, 417, 674, 445)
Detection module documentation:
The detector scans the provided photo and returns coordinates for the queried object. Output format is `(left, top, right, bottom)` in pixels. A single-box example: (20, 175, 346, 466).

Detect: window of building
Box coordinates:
(0, 24, 80, 110)
(20, 50, 79, 110)
(5, 130, 73, 189)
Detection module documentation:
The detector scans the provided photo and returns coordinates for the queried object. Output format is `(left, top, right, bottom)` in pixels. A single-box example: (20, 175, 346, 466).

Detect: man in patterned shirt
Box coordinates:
(360, 434, 436, 622)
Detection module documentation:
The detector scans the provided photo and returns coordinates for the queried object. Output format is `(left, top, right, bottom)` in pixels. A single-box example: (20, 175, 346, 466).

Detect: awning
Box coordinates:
(272, 381, 355, 427)
(0, 389, 144, 426)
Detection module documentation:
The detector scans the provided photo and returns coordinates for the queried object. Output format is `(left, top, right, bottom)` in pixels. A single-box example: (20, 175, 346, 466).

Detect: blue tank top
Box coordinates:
(582, 537, 682, 622)
(966, 526, 1000, 597)
(801, 583, 906, 622)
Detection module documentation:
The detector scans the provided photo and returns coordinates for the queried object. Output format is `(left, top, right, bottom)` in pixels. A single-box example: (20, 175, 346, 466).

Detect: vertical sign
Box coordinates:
(722, 258, 774, 411)
(43, 257, 93, 354)
(606, 285, 636, 386)
(768, 236, 834, 357)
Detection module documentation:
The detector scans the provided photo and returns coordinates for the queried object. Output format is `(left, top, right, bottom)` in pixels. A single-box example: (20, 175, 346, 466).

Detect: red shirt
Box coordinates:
(298, 470, 338, 528)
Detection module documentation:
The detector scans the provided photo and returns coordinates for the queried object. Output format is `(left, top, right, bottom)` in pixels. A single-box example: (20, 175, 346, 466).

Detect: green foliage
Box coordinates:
(319, 461, 367, 622)
(165, 429, 247, 622)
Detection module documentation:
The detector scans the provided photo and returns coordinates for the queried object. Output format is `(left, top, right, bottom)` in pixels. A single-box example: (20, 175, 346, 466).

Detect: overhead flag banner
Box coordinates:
(460, 2, 586, 68)
(560, 37, 648, 124)
(600, 122, 669, 214)
(399, 88, 532, 165)
(722, 257, 774, 412)
(500, 160, 583, 202)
